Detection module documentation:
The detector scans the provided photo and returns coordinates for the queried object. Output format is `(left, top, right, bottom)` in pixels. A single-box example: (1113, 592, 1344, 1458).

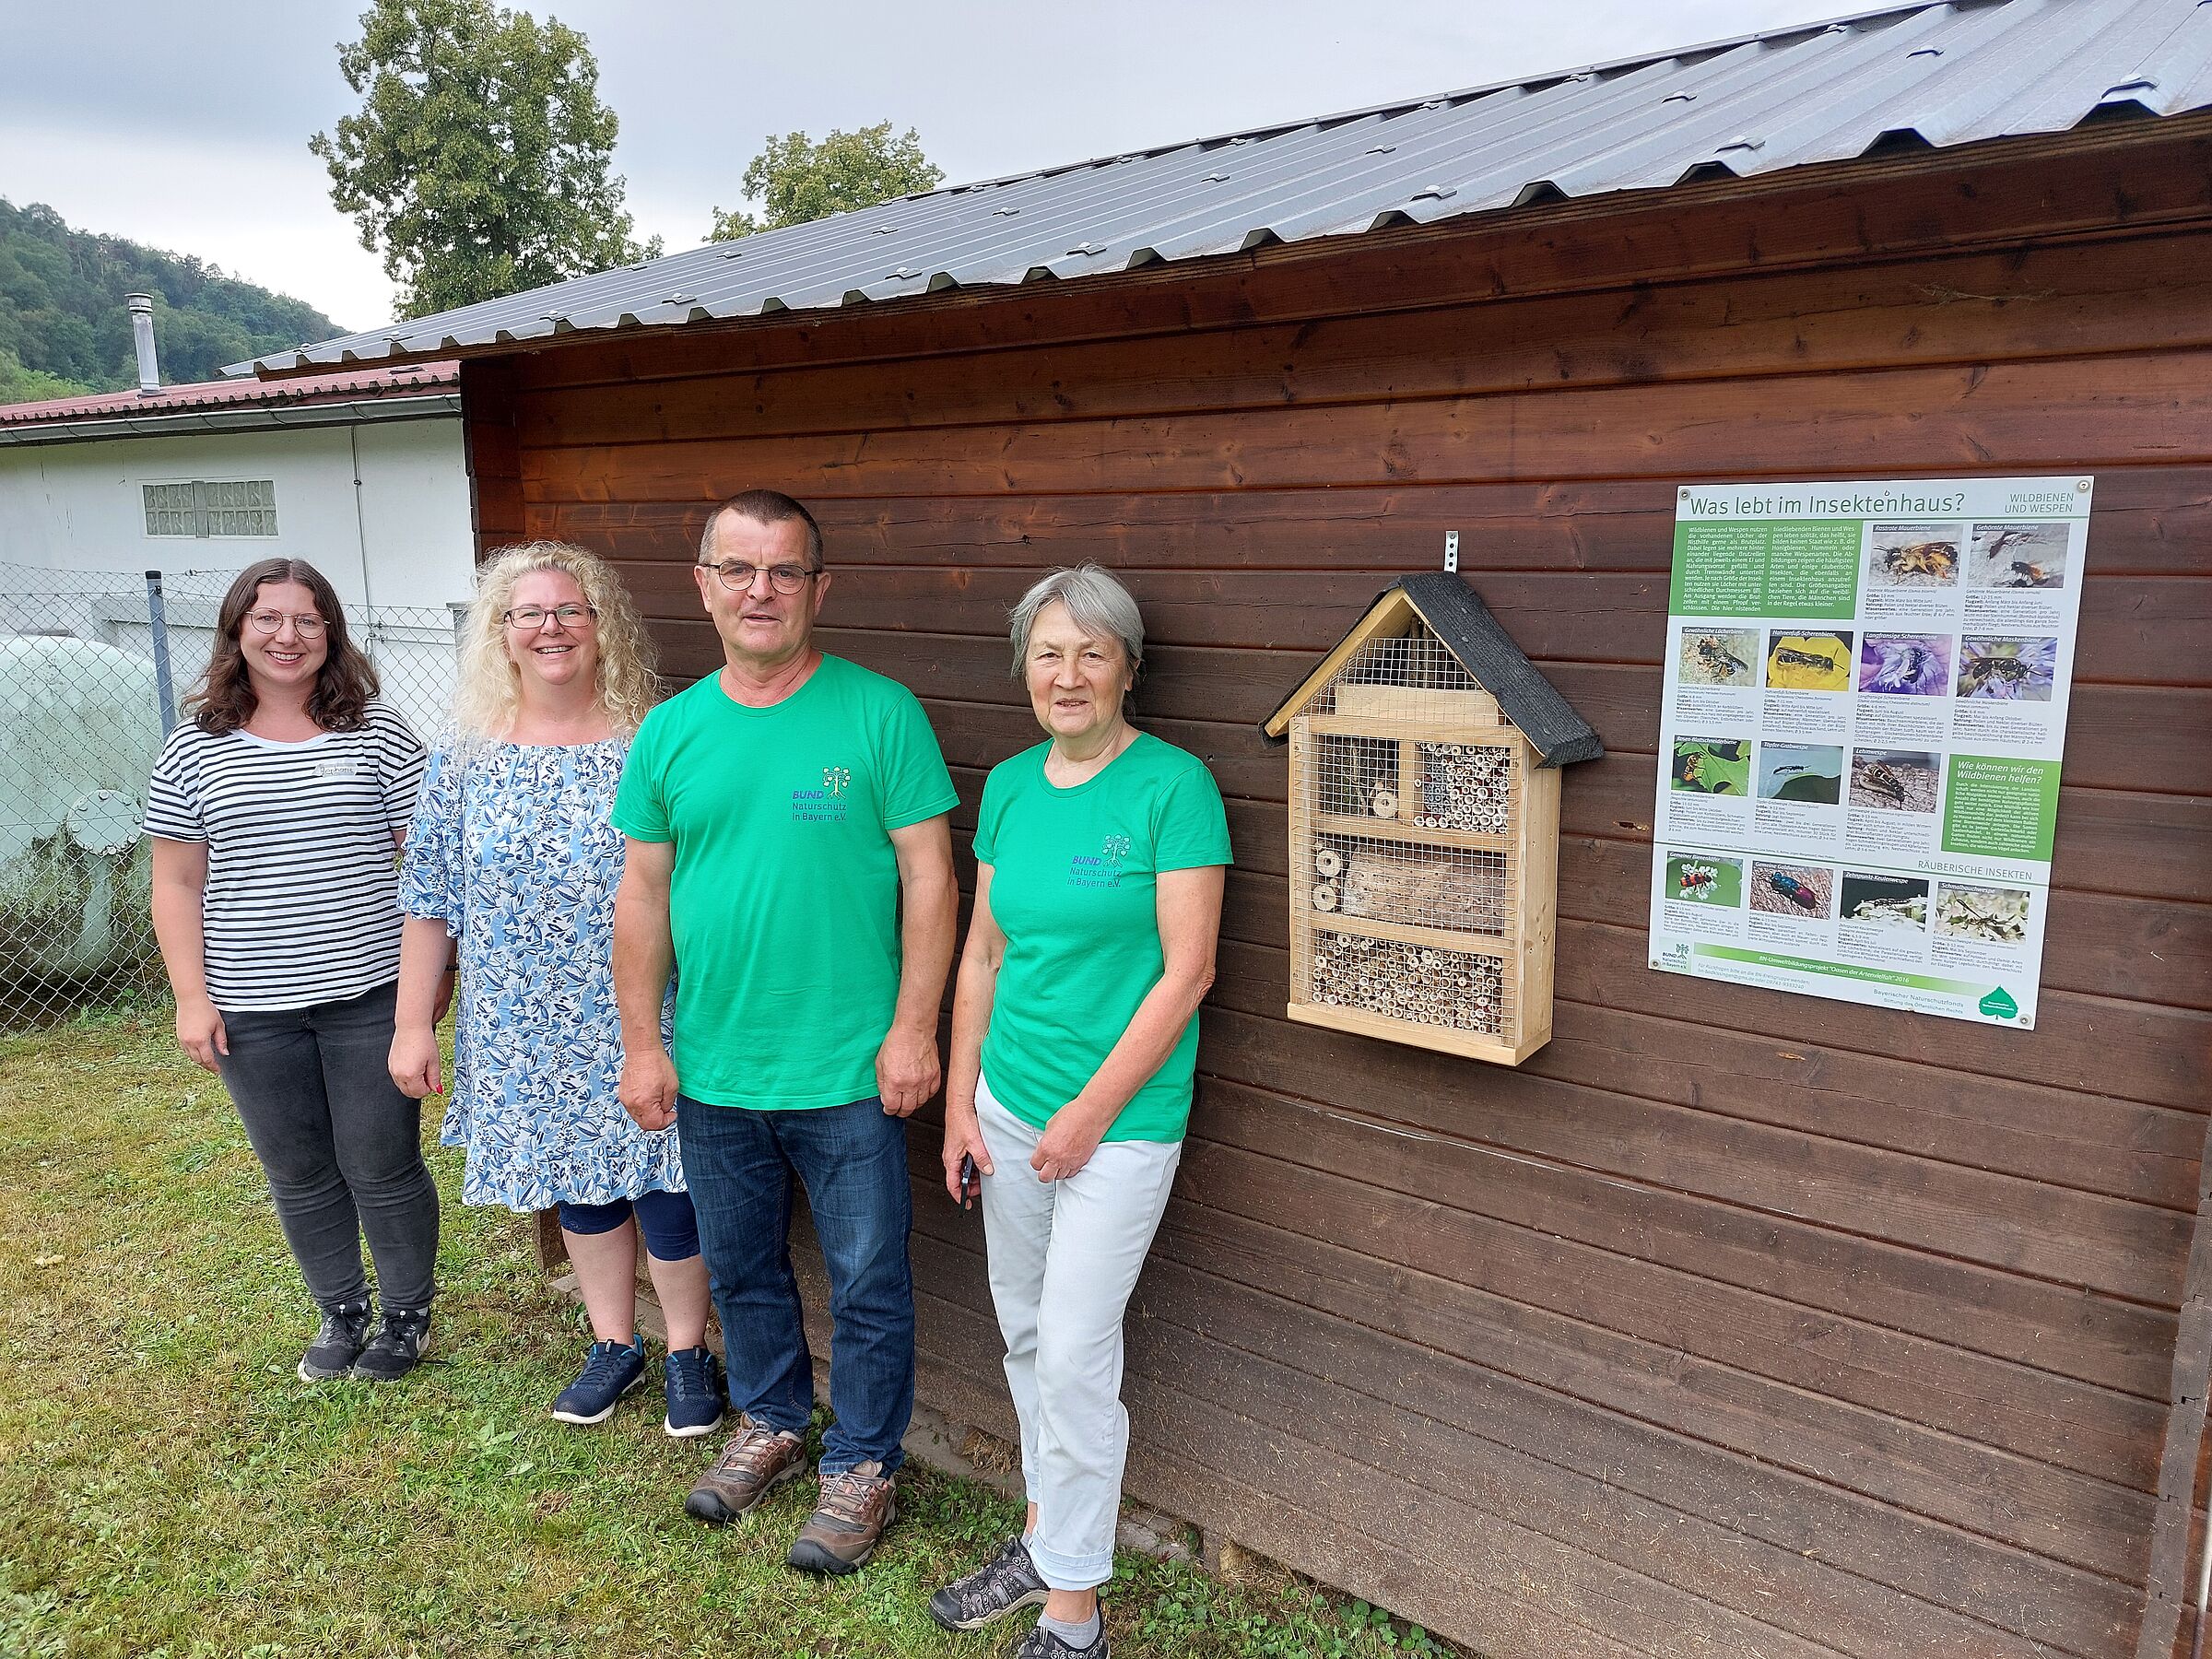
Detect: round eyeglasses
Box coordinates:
(698, 559, 820, 594)
(246, 610, 326, 638)
(503, 604, 596, 629)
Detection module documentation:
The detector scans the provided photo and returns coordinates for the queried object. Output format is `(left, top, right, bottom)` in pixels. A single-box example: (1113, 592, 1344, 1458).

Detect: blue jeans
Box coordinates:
(676, 1094, 914, 1475)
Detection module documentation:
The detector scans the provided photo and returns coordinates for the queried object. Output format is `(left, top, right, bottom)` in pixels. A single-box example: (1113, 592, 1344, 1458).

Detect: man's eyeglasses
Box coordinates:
(698, 559, 820, 594)
(503, 604, 596, 629)
(246, 610, 326, 638)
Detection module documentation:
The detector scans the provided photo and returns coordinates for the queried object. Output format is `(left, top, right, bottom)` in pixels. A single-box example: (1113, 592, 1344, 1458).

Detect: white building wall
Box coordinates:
(0, 415, 475, 610)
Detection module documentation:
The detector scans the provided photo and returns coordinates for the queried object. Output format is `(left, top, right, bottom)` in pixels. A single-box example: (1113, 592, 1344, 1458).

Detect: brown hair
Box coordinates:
(188, 558, 380, 735)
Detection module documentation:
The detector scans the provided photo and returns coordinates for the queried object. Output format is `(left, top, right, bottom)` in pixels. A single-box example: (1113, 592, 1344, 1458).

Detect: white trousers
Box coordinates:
(974, 1074, 1182, 1592)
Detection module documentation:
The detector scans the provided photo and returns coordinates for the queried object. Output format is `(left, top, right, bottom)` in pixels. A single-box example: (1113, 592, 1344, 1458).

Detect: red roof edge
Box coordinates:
(0, 360, 462, 428)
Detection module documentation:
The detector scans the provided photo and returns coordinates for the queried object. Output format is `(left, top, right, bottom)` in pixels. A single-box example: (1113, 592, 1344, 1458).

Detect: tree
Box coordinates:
(0, 347, 92, 403)
(312, 0, 661, 319)
(708, 124, 944, 242)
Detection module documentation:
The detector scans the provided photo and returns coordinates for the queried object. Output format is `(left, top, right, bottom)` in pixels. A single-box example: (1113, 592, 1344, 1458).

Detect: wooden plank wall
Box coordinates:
(473, 121, 2212, 1658)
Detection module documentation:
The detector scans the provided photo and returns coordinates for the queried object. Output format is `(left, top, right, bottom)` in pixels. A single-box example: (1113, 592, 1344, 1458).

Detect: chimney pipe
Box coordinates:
(126, 293, 159, 394)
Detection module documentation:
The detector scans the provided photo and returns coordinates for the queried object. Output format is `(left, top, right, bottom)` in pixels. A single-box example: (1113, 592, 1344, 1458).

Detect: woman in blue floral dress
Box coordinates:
(388, 542, 723, 1437)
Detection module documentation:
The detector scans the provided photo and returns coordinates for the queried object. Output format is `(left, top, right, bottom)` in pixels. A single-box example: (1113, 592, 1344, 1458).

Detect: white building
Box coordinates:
(0, 320, 479, 1000)
(0, 355, 474, 612)
(0, 329, 480, 746)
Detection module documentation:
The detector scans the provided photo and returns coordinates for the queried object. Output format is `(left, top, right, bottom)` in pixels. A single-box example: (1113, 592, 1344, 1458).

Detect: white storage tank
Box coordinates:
(0, 633, 164, 985)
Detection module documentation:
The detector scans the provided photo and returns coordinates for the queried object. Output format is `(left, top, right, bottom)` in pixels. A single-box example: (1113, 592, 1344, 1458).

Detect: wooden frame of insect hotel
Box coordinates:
(1264, 575, 1604, 1065)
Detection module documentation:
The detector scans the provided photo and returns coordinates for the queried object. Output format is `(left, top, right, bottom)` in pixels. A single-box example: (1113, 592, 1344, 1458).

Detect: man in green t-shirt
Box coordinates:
(612, 489, 959, 1576)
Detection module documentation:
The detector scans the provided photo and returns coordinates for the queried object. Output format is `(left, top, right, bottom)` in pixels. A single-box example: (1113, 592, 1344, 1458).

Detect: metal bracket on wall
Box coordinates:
(1444, 531, 1459, 573)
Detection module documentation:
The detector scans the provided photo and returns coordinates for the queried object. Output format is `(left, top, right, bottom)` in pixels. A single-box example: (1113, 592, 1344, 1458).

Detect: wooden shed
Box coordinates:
(250, 3, 2212, 1653)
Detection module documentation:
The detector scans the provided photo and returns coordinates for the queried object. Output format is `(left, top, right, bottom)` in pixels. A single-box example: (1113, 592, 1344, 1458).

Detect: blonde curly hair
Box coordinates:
(452, 542, 659, 740)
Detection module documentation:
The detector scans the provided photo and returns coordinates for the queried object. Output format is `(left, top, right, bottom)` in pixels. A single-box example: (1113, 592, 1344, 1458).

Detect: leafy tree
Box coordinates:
(0, 347, 93, 403)
(708, 124, 944, 242)
(0, 198, 336, 394)
(312, 0, 661, 319)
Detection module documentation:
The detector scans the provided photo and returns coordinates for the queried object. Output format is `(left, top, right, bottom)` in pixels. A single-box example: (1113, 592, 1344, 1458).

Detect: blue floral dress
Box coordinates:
(398, 739, 683, 1210)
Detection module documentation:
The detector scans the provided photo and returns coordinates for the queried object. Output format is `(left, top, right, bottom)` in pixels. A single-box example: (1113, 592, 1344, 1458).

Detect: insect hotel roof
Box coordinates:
(1262, 573, 1605, 764)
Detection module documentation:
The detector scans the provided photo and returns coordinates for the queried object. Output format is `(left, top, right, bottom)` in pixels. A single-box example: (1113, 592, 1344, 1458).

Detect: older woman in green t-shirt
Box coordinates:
(931, 565, 1230, 1659)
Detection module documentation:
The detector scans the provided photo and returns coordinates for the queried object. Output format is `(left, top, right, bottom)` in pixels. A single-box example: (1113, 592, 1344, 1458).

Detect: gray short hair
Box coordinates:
(1008, 564, 1145, 682)
(700, 488, 824, 568)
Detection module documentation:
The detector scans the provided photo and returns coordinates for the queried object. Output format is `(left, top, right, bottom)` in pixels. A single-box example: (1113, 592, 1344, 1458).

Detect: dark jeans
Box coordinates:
(676, 1094, 914, 1476)
(216, 981, 440, 1313)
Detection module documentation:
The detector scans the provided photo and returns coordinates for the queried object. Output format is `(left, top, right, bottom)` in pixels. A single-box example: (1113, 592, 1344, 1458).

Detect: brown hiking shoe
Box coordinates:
(683, 1414, 806, 1524)
(786, 1460, 898, 1575)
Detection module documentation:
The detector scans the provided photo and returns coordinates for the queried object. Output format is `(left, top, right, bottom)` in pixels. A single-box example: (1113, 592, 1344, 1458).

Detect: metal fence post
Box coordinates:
(144, 569, 177, 735)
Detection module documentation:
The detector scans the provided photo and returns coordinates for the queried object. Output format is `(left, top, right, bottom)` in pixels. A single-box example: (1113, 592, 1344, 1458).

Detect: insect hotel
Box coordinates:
(1264, 574, 1601, 1065)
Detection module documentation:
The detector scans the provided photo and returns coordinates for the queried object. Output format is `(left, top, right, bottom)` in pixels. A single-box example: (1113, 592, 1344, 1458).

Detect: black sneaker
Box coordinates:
(297, 1300, 372, 1382)
(928, 1535, 1049, 1630)
(350, 1307, 430, 1382)
(1015, 1611, 1109, 1659)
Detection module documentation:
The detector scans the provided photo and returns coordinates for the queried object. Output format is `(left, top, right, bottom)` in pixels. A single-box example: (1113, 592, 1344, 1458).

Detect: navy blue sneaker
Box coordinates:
(551, 1335, 646, 1426)
(663, 1344, 725, 1439)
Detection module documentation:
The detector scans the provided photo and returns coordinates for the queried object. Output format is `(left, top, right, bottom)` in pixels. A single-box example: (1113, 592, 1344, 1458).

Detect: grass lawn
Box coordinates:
(0, 1015, 1448, 1659)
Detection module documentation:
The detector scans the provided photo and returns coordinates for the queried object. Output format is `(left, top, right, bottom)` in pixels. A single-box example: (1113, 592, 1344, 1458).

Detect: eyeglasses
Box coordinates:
(697, 559, 820, 594)
(246, 610, 326, 638)
(503, 604, 596, 629)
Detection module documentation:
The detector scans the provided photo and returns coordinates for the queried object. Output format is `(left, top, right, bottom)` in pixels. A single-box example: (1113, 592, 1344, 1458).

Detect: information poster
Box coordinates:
(1648, 475, 2092, 1028)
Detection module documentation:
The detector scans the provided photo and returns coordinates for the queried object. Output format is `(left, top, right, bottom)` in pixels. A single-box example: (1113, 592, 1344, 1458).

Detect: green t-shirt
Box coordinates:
(975, 732, 1231, 1143)
(611, 654, 959, 1110)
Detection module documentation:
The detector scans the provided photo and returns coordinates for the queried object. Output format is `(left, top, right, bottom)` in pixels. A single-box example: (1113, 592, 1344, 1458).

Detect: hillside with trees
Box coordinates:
(0, 198, 341, 400)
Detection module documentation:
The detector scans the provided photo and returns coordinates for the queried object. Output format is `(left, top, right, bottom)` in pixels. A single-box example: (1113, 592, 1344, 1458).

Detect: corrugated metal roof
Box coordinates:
(240, 0, 2212, 375)
(2, 360, 458, 425)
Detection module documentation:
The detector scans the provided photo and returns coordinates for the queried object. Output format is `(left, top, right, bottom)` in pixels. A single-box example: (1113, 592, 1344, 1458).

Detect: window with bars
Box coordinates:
(142, 480, 278, 538)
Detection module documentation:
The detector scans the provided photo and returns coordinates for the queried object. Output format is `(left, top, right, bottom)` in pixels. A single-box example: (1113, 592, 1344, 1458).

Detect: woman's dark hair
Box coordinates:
(189, 558, 380, 735)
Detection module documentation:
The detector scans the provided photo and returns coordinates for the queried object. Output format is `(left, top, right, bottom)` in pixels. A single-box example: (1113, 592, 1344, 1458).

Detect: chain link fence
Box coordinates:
(0, 562, 463, 1029)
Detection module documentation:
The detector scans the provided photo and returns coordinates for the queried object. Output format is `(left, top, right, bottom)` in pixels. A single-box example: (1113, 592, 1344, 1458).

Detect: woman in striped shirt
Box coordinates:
(146, 557, 441, 1384)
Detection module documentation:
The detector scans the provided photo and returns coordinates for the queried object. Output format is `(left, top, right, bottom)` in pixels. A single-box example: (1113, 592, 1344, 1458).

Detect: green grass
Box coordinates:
(0, 1015, 1452, 1658)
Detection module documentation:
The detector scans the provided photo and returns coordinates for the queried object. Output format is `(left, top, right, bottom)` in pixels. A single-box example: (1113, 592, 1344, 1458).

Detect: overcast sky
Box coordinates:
(0, 0, 1845, 334)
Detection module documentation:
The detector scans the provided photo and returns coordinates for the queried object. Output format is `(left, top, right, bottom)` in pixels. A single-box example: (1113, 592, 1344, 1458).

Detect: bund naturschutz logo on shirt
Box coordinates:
(1068, 832, 1130, 888)
(791, 765, 852, 823)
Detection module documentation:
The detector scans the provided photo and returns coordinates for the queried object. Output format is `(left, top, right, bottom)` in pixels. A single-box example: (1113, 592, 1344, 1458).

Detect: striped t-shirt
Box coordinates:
(144, 701, 428, 1012)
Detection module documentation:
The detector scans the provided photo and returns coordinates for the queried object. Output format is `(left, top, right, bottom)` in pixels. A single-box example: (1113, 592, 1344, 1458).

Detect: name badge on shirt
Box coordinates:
(312, 758, 362, 782)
